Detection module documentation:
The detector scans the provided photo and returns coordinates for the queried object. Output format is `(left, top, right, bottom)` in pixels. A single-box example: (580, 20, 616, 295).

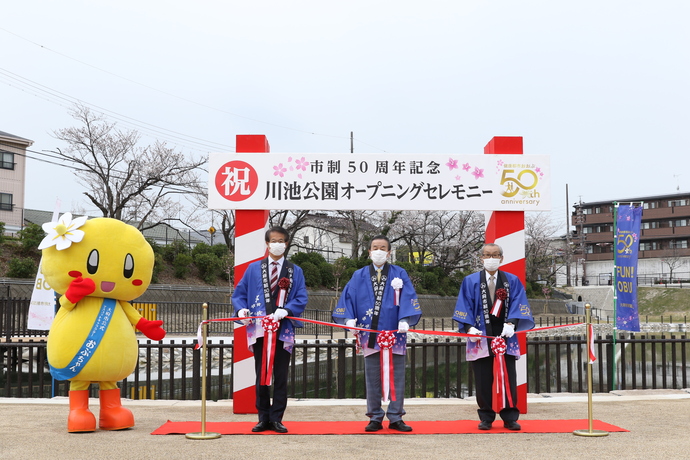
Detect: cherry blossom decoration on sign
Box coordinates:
(38, 213, 88, 251)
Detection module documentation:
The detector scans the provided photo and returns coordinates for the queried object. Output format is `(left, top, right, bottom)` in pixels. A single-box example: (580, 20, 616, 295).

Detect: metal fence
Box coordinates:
(0, 298, 589, 340)
(2, 333, 689, 400)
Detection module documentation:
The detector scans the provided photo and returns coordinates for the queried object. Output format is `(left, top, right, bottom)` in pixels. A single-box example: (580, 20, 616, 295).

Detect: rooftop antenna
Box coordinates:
(673, 174, 681, 191)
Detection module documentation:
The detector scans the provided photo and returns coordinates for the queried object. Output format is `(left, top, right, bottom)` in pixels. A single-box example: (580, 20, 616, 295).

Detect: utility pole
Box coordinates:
(350, 131, 354, 153)
(572, 198, 586, 286)
(566, 184, 571, 286)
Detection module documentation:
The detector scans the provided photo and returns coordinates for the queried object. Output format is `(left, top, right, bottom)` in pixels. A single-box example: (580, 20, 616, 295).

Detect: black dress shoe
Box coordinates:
(389, 420, 413, 432)
(271, 421, 288, 433)
(478, 421, 492, 430)
(252, 421, 271, 432)
(503, 421, 521, 431)
(365, 421, 383, 432)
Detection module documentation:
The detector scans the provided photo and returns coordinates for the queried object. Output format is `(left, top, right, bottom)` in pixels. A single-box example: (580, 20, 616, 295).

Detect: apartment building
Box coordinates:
(572, 192, 690, 285)
(0, 130, 33, 233)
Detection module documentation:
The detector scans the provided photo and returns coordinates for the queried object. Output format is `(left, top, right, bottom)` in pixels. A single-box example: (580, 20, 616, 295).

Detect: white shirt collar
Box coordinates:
(269, 256, 285, 269)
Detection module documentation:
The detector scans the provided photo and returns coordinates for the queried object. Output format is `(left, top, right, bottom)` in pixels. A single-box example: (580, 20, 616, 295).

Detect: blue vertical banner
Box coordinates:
(616, 205, 643, 331)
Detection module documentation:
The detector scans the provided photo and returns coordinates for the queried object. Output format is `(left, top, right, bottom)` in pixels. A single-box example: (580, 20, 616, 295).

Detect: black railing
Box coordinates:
(2, 333, 689, 400)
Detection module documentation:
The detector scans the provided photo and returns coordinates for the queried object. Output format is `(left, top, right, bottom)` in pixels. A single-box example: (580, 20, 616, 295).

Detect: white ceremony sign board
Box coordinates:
(208, 153, 550, 211)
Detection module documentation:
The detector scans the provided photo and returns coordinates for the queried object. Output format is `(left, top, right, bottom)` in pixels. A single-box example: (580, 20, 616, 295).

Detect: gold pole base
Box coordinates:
(185, 432, 222, 440)
(573, 429, 609, 437)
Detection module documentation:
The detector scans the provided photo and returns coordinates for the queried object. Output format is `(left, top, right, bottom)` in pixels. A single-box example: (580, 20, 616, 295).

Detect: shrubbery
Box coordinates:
(17, 223, 45, 256)
(173, 253, 193, 279)
(7, 257, 37, 278)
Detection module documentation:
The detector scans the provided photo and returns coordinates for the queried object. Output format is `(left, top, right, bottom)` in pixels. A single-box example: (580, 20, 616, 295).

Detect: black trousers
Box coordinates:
(252, 337, 291, 423)
(471, 353, 519, 423)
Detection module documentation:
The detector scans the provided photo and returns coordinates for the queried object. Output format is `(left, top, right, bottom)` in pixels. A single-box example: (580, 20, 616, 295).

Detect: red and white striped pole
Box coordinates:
(232, 134, 270, 414)
(483, 136, 528, 414)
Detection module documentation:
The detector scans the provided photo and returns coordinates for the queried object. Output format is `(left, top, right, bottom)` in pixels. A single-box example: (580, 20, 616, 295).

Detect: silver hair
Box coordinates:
(479, 243, 503, 257)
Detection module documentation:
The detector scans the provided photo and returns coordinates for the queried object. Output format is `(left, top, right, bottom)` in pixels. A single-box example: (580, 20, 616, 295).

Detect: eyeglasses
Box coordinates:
(481, 254, 502, 259)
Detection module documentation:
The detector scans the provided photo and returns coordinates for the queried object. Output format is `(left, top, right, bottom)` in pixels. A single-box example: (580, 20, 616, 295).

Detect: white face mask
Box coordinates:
(269, 242, 286, 257)
(370, 249, 388, 266)
(483, 258, 501, 272)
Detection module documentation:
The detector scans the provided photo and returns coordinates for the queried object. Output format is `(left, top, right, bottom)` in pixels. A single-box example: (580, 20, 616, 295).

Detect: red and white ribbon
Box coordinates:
(376, 330, 397, 402)
(260, 316, 280, 386)
(490, 336, 513, 413)
(588, 324, 596, 363)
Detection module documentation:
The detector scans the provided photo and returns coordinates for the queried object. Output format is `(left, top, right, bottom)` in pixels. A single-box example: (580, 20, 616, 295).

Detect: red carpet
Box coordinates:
(151, 419, 627, 435)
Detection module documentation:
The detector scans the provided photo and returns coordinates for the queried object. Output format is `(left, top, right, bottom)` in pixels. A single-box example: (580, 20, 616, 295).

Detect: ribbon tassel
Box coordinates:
(376, 330, 397, 402)
(260, 316, 280, 386)
(490, 336, 513, 413)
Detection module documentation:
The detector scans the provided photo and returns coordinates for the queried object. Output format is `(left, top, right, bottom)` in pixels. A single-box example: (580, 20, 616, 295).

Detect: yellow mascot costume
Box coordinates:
(39, 213, 166, 433)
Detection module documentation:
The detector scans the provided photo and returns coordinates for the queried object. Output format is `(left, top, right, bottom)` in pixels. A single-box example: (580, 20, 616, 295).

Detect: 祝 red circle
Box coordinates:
(214, 160, 259, 202)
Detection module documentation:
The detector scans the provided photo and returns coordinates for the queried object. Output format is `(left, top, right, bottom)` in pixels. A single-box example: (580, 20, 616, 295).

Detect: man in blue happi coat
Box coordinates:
(232, 226, 308, 434)
(333, 235, 422, 432)
(453, 243, 534, 431)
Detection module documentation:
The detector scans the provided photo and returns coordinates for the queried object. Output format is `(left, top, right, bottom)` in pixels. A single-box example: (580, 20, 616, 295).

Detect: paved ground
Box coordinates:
(2, 390, 690, 460)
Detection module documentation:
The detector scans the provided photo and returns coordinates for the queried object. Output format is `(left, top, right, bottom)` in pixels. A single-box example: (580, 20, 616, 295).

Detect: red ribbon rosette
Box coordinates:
(490, 336, 514, 413)
(490, 288, 508, 317)
(277, 277, 290, 308)
(377, 330, 397, 402)
(260, 315, 281, 386)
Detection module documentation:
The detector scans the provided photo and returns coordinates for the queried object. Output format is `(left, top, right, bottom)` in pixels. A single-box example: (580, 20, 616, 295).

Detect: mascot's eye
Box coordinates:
(124, 253, 134, 279)
(87, 249, 99, 275)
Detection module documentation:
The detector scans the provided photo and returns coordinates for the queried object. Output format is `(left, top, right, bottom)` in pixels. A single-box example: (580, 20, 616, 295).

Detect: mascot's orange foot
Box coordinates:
(68, 390, 96, 433)
(98, 388, 134, 430)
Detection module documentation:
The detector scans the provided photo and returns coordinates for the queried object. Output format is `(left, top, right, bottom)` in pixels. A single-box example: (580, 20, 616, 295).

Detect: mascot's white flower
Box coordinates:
(38, 212, 88, 251)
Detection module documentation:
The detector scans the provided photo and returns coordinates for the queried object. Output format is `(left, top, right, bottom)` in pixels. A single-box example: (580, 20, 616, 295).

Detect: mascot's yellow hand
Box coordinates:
(136, 318, 166, 341)
(65, 276, 96, 304)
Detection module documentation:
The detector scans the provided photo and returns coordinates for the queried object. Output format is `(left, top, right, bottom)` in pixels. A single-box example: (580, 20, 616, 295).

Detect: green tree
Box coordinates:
(300, 261, 322, 288)
(191, 242, 212, 257)
(194, 253, 222, 284)
(7, 257, 38, 278)
(18, 223, 45, 256)
(151, 252, 164, 284)
(173, 253, 193, 279)
(163, 239, 189, 263)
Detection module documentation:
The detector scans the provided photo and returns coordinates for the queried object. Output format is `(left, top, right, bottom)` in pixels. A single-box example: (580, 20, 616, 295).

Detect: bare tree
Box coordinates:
(334, 210, 383, 258)
(51, 104, 207, 230)
(660, 245, 685, 283)
(387, 210, 484, 274)
(525, 212, 568, 285)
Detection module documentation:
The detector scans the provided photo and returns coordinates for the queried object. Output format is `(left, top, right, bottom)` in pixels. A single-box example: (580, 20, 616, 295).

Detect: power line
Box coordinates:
(0, 27, 362, 145)
(0, 68, 232, 153)
(2, 141, 206, 196)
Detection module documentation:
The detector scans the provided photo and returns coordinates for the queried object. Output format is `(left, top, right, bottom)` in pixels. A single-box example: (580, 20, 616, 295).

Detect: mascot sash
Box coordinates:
(49, 298, 116, 381)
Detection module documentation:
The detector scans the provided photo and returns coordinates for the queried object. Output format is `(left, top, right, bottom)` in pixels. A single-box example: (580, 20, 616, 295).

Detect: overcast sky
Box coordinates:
(2, 0, 689, 233)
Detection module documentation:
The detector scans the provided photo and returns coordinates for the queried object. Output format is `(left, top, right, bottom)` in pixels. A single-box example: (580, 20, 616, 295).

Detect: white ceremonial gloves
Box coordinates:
(273, 308, 288, 321)
(397, 321, 409, 333)
(467, 327, 482, 342)
(501, 322, 515, 338)
(345, 319, 357, 332)
(237, 308, 251, 325)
